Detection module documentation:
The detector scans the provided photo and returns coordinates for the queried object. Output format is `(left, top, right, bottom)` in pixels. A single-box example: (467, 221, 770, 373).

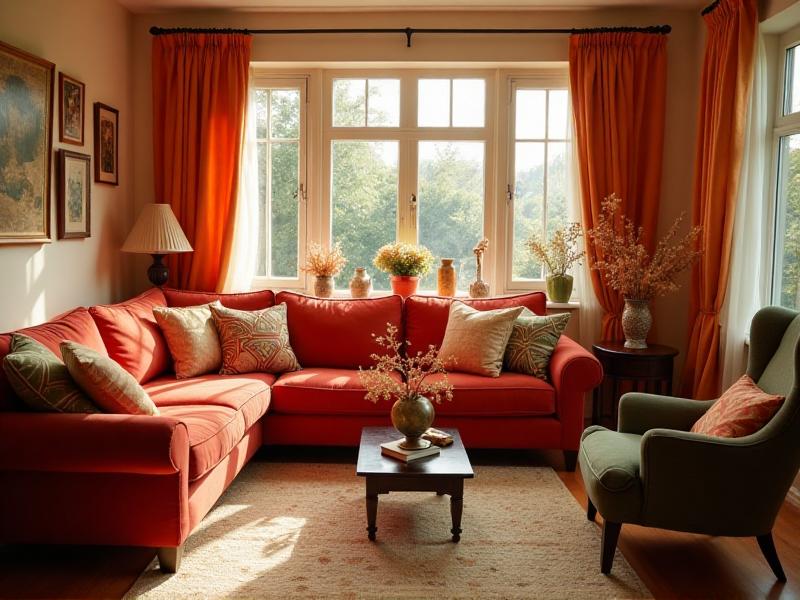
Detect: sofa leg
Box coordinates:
(563, 450, 578, 472)
(757, 533, 787, 582)
(587, 498, 597, 522)
(157, 545, 184, 573)
(601, 521, 621, 575)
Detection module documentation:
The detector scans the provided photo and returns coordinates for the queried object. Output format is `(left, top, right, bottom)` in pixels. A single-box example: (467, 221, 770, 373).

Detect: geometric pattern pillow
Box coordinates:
(691, 374, 784, 438)
(60, 341, 159, 415)
(503, 310, 570, 382)
(1, 334, 100, 413)
(153, 302, 222, 379)
(210, 303, 301, 375)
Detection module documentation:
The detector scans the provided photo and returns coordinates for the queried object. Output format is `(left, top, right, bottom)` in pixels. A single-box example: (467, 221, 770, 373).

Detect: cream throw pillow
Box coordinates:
(153, 301, 222, 379)
(437, 301, 524, 377)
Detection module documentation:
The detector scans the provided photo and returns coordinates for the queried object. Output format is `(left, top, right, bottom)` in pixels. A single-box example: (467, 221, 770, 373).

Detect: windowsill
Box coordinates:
(546, 301, 580, 310)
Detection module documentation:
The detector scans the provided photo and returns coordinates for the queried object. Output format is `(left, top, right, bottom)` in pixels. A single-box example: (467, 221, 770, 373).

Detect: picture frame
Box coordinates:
(0, 39, 54, 244)
(58, 72, 84, 145)
(57, 149, 91, 239)
(93, 102, 118, 185)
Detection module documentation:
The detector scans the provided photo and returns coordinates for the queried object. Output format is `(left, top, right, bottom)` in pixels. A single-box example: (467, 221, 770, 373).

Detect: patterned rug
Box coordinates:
(126, 462, 650, 599)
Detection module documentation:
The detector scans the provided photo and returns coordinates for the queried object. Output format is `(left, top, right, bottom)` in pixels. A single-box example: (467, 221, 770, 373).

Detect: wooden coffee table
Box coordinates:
(356, 426, 474, 542)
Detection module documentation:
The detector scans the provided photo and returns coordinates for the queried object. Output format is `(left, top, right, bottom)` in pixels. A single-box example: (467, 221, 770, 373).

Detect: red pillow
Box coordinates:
(89, 288, 171, 384)
(691, 375, 785, 438)
(163, 288, 275, 310)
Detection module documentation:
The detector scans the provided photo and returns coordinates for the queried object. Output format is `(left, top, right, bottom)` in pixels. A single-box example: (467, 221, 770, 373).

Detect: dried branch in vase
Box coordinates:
(301, 242, 347, 277)
(526, 223, 584, 277)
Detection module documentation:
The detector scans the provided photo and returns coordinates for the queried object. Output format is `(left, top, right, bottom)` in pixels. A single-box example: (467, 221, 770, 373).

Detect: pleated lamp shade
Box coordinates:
(122, 204, 192, 255)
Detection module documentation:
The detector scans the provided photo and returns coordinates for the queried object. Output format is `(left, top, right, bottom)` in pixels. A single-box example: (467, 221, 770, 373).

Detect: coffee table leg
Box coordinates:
(450, 480, 464, 542)
(366, 479, 378, 541)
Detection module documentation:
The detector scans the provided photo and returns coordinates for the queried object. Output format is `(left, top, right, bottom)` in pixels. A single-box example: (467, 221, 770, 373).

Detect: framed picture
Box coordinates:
(93, 102, 118, 185)
(57, 150, 90, 239)
(0, 40, 54, 244)
(58, 72, 84, 145)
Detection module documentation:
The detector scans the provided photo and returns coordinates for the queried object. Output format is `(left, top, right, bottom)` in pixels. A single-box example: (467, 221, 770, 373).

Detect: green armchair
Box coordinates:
(579, 306, 800, 581)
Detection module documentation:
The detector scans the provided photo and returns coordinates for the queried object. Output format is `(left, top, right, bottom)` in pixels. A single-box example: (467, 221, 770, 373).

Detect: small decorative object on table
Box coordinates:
(349, 267, 372, 298)
(469, 238, 490, 298)
(526, 223, 584, 303)
(373, 242, 434, 298)
(360, 323, 453, 450)
(423, 427, 454, 447)
(588, 195, 702, 349)
(437, 258, 457, 297)
(302, 242, 347, 298)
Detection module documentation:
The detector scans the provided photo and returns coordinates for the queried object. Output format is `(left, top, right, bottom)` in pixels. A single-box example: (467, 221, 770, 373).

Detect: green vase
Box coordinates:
(391, 395, 435, 450)
(546, 274, 573, 303)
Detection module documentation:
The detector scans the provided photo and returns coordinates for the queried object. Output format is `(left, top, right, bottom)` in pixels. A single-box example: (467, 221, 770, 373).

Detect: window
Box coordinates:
(253, 79, 307, 287)
(418, 78, 486, 127)
(332, 79, 400, 127)
(507, 81, 570, 288)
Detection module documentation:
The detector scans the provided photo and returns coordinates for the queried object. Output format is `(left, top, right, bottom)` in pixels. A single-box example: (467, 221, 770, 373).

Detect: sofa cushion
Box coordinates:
(89, 288, 171, 384)
(271, 368, 401, 416)
(403, 292, 547, 354)
(153, 302, 222, 379)
(144, 373, 275, 414)
(426, 372, 555, 417)
(276, 292, 403, 369)
(504, 310, 571, 382)
(0, 307, 107, 411)
(163, 288, 275, 310)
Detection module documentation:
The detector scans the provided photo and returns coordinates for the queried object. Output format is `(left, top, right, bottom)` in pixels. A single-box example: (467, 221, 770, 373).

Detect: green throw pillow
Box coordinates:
(503, 310, 570, 381)
(2, 334, 100, 413)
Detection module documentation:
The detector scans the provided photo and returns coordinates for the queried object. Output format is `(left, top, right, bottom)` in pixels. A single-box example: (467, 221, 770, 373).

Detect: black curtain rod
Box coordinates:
(701, 0, 720, 16)
(149, 25, 671, 47)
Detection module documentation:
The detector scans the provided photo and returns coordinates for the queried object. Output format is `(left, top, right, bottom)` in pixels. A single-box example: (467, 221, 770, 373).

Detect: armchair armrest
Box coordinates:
(0, 413, 189, 475)
(618, 393, 714, 435)
(550, 336, 603, 449)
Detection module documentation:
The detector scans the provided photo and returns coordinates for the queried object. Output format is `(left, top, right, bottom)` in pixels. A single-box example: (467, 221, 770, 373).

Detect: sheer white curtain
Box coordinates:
(720, 33, 770, 388)
(221, 71, 259, 292)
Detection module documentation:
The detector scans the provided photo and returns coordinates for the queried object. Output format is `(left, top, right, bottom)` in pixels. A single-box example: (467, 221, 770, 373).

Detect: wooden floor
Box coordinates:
(1, 446, 799, 599)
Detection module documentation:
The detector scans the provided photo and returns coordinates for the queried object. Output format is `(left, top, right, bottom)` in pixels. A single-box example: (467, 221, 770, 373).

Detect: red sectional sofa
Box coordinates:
(0, 287, 602, 572)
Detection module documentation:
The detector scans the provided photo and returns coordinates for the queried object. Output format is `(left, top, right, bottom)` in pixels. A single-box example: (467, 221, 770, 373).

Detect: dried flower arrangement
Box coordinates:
(526, 223, 585, 277)
(587, 195, 702, 300)
(373, 242, 434, 277)
(359, 323, 454, 405)
(301, 242, 347, 277)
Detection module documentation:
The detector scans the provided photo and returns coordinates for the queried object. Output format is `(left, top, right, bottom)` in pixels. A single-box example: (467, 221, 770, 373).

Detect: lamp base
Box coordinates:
(147, 254, 169, 287)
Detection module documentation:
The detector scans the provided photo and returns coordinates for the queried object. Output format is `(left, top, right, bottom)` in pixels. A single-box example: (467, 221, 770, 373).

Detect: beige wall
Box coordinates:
(0, 0, 135, 332)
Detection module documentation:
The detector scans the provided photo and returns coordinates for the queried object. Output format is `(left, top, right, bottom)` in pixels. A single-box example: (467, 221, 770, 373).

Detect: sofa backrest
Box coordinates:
(0, 307, 108, 411)
(403, 292, 547, 354)
(276, 291, 404, 369)
(163, 288, 275, 310)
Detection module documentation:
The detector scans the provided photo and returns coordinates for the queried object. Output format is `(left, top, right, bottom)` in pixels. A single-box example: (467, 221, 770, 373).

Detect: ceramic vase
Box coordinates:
(390, 275, 419, 299)
(349, 267, 372, 298)
(314, 275, 334, 298)
(391, 395, 435, 450)
(622, 298, 652, 349)
(437, 259, 457, 297)
(546, 274, 574, 303)
(469, 252, 490, 298)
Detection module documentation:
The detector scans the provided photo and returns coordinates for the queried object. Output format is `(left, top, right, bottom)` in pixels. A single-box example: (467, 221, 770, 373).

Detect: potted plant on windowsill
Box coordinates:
(373, 242, 434, 298)
(526, 223, 585, 303)
(302, 242, 347, 298)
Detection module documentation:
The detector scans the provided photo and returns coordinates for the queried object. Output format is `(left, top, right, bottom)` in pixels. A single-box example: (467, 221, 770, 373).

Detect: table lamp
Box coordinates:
(122, 203, 193, 287)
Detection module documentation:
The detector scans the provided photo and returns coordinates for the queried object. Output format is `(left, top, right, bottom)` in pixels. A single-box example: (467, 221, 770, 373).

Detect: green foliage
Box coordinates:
(780, 140, 800, 309)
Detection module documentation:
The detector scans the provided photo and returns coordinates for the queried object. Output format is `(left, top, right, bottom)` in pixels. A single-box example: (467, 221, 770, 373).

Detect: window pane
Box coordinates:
(512, 142, 545, 280)
(333, 79, 366, 127)
(367, 79, 400, 127)
(547, 89, 569, 139)
(546, 142, 569, 239)
(418, 79, 450, 127)
(776, 133, 800, 308)
(452, 79, 485, 127)
(270, 142, 299, 278)
(270, 90, 300, 139)
(255, 89, 268, 139)
(256, 142, 268, 277)
(331, 141, 399, 290)
(515, 89, 546, 139)
(418, 141, 485, 291)
(785, 46, 800, 115)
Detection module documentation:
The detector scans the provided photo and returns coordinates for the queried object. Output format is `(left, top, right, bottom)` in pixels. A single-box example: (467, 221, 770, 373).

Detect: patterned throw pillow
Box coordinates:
(437, 301, 524, 377)
(153, 302, 222, 379)
(60, 341, 159, 415)
(691, 375, 784, 438)
(2, 334, 99, 413)
(210, 303, 301, 375)
(503, 310, 570, 381)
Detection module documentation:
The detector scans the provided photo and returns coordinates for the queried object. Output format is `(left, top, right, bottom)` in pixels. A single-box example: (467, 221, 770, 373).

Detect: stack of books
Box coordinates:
(380, 428, 454, 463)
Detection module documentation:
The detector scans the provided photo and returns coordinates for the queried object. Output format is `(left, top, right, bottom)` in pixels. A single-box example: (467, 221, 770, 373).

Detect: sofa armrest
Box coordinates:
(617, 393, 714, 435)
(549, 336, 603, 449)
(0, 413, 189, 475)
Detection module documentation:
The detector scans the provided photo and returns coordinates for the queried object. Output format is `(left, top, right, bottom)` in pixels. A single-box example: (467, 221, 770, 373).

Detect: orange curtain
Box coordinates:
(569, 32, 668, 341)
(682, 0, 757, 399)
(152, 33, 252, 292)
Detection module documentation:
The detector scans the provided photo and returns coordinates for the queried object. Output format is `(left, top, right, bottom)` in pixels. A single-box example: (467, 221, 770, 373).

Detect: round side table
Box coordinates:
(591, 341, 679, 428)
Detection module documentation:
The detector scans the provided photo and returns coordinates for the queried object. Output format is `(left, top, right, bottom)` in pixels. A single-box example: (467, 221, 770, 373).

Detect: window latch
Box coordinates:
(410, 193, 417, 211)
(294, 183, 308, 203)
(506, 184, 514, 204)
